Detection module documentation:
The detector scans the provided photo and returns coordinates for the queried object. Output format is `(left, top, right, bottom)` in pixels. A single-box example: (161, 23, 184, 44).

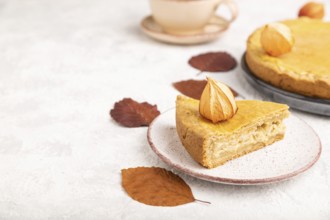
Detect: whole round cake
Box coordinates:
(246, 18, 330, 99)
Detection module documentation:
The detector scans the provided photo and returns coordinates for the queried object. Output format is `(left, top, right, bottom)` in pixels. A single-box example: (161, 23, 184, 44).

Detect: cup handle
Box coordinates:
(212, 0, 238, 26)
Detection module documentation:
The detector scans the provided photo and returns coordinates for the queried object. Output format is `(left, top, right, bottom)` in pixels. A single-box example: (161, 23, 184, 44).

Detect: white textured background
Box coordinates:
(0, 0, 329, 219)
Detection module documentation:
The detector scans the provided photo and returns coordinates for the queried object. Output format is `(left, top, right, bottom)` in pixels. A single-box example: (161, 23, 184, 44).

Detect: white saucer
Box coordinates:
(140, 15, 230, 45)
(147, 109, 321, 185)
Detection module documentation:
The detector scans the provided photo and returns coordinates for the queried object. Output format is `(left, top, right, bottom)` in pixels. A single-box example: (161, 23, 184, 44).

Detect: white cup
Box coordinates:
(149, 0, 238, 35)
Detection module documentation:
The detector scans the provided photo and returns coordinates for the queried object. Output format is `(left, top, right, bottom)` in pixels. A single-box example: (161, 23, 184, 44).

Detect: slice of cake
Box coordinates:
(176, 82, 289, 168)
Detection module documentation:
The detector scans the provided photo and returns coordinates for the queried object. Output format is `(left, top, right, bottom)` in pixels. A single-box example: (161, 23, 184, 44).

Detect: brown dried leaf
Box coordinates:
(110, 98, 160, 127)
(121, 167, 195, 206)
(173, 79, 238, 100)
(188, 52, 237, 72)
(173, 79, 207, 100)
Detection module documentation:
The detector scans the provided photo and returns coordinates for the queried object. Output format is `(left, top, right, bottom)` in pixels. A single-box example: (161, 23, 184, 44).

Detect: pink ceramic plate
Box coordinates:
(147, 109, 321, 185)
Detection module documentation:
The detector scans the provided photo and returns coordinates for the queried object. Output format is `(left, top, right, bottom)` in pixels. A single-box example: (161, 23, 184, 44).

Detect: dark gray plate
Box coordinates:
(241, 53, 330, 116)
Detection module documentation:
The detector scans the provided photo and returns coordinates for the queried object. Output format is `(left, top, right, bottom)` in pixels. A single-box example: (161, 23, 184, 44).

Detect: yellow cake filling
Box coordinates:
(204, 115, 286, 168)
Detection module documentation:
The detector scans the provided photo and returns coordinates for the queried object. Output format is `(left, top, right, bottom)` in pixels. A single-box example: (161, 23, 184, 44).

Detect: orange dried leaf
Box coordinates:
(110, 98, 160, 127)
(173, 79, 238, 100)
(121, 167, 195, 206)
(188, 52, 237, 72)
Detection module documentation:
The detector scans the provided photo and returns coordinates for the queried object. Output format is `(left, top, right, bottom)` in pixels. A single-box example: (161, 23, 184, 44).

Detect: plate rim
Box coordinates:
(147, 108, 322, 185)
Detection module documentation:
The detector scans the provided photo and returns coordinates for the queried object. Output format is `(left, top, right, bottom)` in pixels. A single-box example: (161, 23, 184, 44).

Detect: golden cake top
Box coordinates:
(176, 95, 289, 135)
(247, 18, 330, 77)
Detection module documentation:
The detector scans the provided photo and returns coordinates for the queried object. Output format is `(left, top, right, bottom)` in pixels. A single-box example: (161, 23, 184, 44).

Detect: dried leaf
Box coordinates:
(173, 79, 238, 100)
(121, 167, 195, 206)
(188, 52, 237, 72)
(110, 98, 160, 127)
(173, 80, 207, 100)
